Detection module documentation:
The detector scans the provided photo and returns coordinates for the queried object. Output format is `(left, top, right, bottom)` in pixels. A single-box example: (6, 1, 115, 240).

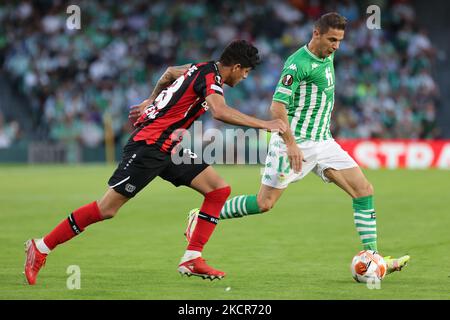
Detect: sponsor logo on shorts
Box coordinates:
(125, 183, 136, 193)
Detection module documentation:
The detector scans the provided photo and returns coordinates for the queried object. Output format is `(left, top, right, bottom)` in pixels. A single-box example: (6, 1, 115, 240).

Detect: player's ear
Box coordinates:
(232, 64, 242, 72)
(313, 28, 321, 39)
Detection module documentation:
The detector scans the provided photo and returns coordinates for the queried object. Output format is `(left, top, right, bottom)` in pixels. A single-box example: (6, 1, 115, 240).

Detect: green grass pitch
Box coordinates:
(0, 164, 449, 299)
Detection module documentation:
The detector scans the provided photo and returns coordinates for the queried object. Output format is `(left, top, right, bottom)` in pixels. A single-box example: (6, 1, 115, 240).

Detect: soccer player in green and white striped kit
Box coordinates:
(186, 12, 409, 276)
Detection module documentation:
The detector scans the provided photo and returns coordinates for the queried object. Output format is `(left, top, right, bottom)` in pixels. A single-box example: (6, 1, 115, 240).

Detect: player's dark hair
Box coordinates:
(219, 40, 260, 69)
(314, 12, 347, 34)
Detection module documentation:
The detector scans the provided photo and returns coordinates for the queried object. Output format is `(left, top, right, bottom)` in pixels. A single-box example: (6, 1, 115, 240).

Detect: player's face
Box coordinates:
(227, 65, 252, 87)
(316, 28, 345, 58)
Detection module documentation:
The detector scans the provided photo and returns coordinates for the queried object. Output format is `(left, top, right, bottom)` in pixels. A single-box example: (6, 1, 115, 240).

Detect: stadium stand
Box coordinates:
(0, 0, 445, 161)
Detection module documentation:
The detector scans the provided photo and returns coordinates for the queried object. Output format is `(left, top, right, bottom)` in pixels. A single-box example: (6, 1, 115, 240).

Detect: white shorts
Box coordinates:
(261, 133, 358, 189)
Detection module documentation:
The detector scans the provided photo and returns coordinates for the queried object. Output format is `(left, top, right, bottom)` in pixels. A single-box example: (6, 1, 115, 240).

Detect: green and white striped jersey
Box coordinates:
(273, 45, 335, 141)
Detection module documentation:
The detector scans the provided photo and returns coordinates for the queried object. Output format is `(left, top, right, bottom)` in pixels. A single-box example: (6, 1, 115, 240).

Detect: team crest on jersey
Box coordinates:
(282, 74, 293, 86)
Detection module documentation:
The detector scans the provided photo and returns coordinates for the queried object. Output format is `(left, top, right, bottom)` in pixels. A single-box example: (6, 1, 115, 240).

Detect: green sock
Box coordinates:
(220, 194, 262, 219)
(353, 195, 378, 251)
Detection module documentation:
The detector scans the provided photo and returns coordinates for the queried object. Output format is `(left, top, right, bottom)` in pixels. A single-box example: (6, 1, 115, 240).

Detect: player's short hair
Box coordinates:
(219, 40, 260, 69)
(314, 12, 347, 34)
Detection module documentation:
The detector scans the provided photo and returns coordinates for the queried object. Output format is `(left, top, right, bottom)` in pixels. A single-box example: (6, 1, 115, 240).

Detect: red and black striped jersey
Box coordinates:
(132, 61, 224, 153)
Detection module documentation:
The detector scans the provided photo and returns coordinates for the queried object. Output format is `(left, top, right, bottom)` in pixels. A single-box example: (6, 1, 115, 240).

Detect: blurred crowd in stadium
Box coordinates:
(0, 0, 441, 150)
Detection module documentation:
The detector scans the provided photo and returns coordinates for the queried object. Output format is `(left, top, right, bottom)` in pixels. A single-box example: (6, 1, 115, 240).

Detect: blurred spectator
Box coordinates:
(0, 112, 20, 148)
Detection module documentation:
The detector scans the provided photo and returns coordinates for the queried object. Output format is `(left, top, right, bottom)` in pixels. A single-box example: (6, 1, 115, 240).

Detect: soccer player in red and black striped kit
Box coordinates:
(24, 40, 287, 283)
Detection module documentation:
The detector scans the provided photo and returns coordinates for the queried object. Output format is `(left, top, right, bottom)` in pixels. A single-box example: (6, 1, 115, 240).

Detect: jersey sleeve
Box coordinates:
(194, 68, 224, 98)
(273, 60, 303, 105)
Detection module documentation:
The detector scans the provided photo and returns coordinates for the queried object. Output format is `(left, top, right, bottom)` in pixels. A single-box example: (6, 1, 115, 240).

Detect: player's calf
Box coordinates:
(179, 186, 229, 280)
(184, 193, 266, 241)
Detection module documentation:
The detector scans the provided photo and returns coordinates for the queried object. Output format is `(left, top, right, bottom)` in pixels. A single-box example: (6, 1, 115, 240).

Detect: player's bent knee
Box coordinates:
(355, 182, 374, 198)
(100, 211, 116, 220)
(214, 180, 230, 192)
(258, 199, 275, 213)
(362, 182, 374, 196)
(98, 206, 119, 219)
(368, 183, 374, 195)
(97, 189, 129, 219)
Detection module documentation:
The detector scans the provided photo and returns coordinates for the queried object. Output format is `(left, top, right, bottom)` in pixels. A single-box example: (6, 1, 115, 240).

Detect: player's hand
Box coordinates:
(286, 141, 303, 173)
(265, 119, 287, 134)
(128, 100, 150, 122)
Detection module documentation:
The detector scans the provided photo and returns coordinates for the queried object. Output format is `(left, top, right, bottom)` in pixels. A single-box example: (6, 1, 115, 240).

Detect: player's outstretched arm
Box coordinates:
(270, 101, 303, 173)
(128, 64, 191, 121)
(206, 93, 287, 133)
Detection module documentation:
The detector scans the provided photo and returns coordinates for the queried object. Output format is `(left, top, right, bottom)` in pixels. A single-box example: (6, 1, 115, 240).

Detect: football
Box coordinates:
(351, 250, 387, 283)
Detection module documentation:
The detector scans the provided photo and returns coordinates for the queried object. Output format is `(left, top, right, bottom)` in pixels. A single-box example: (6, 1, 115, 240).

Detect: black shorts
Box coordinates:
(108, 139, 209, 198)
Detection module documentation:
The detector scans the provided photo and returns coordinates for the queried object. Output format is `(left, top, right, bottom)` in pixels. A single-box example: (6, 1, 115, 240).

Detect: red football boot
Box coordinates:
(178, 257, 226, 280)
(24, 239, 47, 285)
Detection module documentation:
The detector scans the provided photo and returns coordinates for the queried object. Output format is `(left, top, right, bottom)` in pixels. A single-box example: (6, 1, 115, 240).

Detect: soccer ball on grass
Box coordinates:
(351, 250, 386, 283)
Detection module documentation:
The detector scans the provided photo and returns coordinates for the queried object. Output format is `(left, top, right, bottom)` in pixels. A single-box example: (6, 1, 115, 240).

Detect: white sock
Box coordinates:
(35, 238, 51, 254)
(180, 250, 201, 264)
